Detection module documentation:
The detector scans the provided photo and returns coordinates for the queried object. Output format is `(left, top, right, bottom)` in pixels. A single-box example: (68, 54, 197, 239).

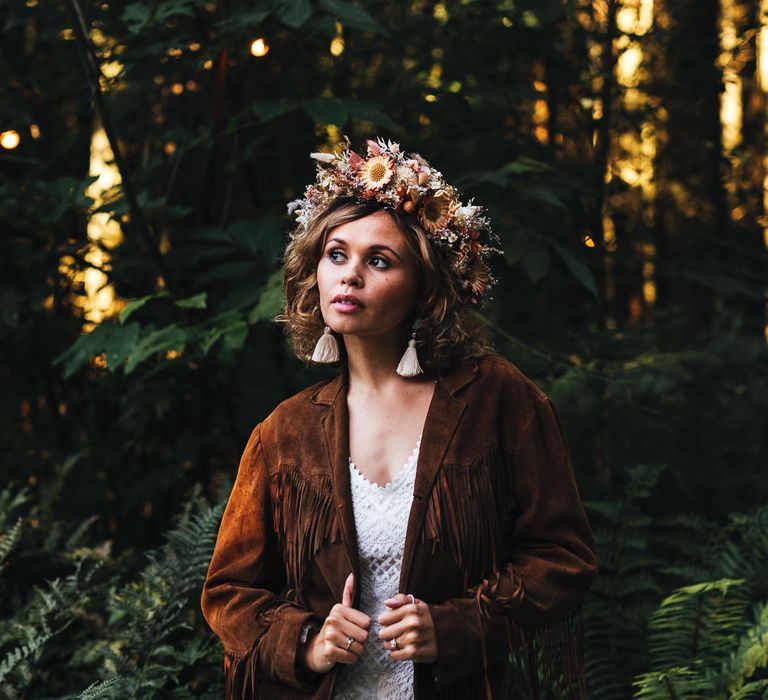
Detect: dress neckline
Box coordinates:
(349, 435, 421, 491)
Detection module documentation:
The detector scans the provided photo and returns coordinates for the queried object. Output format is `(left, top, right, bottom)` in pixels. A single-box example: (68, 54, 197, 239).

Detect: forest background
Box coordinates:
(1, 0, 767, 698)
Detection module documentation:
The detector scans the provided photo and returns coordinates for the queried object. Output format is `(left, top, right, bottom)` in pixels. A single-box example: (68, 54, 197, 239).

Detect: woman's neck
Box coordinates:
(343, 332, 410, 395)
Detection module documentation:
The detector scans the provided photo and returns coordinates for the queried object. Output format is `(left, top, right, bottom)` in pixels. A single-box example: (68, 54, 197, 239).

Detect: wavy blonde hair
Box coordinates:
(277, 196, 493, 374)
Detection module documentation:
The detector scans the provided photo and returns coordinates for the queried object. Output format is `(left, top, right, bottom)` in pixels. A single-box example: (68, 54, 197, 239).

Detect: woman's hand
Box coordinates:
(378, 593, 438, 663)
(302, 573, 371, 673)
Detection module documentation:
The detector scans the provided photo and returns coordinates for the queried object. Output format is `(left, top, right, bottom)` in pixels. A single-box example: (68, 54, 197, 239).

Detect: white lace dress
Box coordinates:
(331, 437, 421, 700)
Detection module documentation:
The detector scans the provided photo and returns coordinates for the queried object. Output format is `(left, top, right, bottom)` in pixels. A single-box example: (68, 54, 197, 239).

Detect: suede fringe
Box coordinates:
(422, 447, 512, 588)
(504, 604, 587, 699)
(224, 649, 259, 700)
(423, 449, 587, 699)
(270, 469, 343, 599)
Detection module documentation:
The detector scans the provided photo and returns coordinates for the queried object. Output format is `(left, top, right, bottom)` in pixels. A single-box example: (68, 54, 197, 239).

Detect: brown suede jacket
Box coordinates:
(201, 354, 598, 699)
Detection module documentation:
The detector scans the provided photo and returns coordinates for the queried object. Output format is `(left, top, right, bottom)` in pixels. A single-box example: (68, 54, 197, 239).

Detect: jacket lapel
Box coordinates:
(398, 362, 477, 591)
(315, 372, 361, 602)
(311, 361, 480, 602)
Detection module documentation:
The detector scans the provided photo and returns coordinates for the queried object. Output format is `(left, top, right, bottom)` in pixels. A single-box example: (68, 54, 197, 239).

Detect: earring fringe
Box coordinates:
(397, 337, 423, 377)
(311, 326, 339, 363)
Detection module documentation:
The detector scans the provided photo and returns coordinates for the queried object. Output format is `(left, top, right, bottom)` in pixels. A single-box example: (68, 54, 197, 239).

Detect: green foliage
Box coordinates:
(0, 479, 227, 698)
(630, 505, 768, 699)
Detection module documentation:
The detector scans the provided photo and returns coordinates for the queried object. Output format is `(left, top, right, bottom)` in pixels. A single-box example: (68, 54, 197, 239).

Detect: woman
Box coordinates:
(201, 136, 597, 699)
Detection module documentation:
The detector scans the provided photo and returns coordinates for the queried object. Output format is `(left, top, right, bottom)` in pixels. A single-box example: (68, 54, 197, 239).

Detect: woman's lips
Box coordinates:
(331, 301, 363, 313)
(331, 295, 364, 313)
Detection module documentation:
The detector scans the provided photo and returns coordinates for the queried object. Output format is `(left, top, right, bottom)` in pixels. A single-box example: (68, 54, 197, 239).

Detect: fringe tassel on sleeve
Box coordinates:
(224, 649, 259, 700)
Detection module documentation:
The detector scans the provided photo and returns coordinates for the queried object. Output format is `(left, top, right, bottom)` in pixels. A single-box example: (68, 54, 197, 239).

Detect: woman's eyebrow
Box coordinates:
(327, 237, 402, 261)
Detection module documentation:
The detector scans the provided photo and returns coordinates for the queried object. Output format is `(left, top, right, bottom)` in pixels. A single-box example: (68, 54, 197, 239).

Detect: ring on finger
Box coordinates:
(345, 636, 354, 651)
(407, 594, 416, 605)
(390, 638, 399, 650)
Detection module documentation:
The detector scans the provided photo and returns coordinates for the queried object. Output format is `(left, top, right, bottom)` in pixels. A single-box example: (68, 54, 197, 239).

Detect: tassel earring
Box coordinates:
(311, 326, 340, 363)
(396, 321, 423, 377)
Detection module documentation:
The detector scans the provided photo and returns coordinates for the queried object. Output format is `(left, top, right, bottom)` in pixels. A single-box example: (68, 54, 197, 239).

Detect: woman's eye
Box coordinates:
(370, 255, 390, 269)
(328, 249, 345, 262)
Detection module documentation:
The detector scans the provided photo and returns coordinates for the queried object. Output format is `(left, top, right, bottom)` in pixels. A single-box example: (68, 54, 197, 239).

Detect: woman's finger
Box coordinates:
(378, 602, 416, 627)
(336, 603, 372, 630)
(341, 573, 354, 607)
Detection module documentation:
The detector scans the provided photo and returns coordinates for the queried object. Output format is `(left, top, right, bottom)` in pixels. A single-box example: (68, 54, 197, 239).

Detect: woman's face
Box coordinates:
(316, 210, 419, 341)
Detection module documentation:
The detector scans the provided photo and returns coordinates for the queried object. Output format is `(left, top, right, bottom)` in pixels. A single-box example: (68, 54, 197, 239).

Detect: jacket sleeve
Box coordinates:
(427, 394, 598, 695)
(200, 424, 325, 695)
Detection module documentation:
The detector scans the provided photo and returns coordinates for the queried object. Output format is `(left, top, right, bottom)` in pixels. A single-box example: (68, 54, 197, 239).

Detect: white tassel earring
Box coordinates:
(311, 326, 340, 363)
(396, 321, 423, 377)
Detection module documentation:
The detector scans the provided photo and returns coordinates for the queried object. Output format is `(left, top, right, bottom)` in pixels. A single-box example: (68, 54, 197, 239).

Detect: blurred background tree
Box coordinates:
(0, 0, 766, 697)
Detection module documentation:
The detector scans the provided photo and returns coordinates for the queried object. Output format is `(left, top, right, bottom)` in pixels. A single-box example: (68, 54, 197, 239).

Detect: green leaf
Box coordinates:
(343, 99, 399, 131)
(548, 241, 597, 296)
(318, 0, 383, 34)
(121, 3, 151, 32)
(119, 292, 169, 324)
(503, 230, 531, 264)
(302, 97, 349, 127)
(174, 292, 207, 309)
(522, 238, 550, 282)
(124, 325, 188, 374)
(502, 156, 553, 174)
(248, 268, 285, 324)
(251, 101, 297, 123)
(278, 0, 312, 28)
(53, 322, 140, 378)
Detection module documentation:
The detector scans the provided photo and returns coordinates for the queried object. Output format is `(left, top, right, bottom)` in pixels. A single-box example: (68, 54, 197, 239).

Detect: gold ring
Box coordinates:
(345, 636, 354, 651)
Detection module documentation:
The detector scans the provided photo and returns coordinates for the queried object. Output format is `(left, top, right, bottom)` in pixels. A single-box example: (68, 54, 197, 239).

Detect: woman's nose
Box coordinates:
(341, 262, 363, 287)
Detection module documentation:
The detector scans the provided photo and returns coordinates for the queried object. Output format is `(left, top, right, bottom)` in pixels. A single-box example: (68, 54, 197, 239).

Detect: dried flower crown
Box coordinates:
(286, 135, 502, 304)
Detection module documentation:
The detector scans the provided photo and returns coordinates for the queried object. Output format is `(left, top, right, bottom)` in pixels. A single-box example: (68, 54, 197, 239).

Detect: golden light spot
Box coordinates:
(101, 61, 123, 79)
(166, 350, 182, 360)
(330, 36, 345, 56)
(617, 43, 642, 87)
(418, 114, 431, 125)
(721, 78, 742, 150)
(31, 518, 39, 528)
(60, 28, 74, 40)
(28, 474, 38, 486)
(448, 81, 462, 92)
(171, 82, 184, 95)
(164, 142, 176, 155)
(424, 93, 437, 102)
(250, 38, 269, 57)
(759, 24, 768, 91)
(26, 0, 38, 6)
(167, 47, 183, 57)
(534, 125, 548, 143)
(89, 27, 106, 45)
(0, 130, 20, 149)
(433, 3, 448, 22)
(185, 80, 198, 91)
(583, 234, 596, 247)
(203, 58, 213, 70)
(58, 402, 67, 417)
(502, 16, 513, 27)
(153, 75, 164, 85)
(188, 41, 201, 51)
(30, 123, 40, 139)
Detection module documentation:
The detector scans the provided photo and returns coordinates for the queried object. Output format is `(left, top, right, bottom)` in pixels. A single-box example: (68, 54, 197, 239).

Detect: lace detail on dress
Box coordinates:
(331, 437, 421, 700)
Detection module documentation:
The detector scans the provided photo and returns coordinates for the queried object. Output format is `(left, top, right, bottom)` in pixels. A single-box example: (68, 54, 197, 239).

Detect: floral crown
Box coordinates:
(286, 135, 502, 304)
